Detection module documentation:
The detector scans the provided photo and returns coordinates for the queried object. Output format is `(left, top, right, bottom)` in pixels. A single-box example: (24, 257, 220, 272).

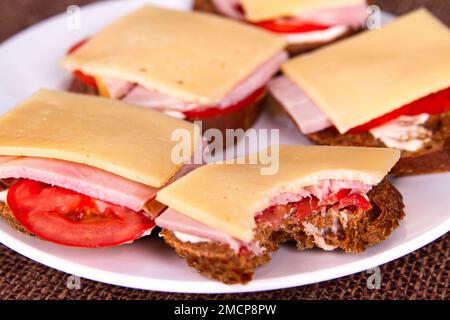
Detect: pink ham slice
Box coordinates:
(121, 51, 288, 111)
(268, 76, 332, 134)
(123, 86, 191, 110)
(155, 208, 243, 252)
(211, 0, 244, 20)
(0, 156, 158, 212)
(0, 156, 17, 164)
(103, 78, 135, 99)
(218, 50, 288, 107)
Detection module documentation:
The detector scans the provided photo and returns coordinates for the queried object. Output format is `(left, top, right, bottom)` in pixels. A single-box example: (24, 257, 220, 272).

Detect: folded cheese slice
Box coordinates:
(241, 0, 365, 22)
(282, 9, 450, 133)
(0, 90, 200, 188)
(156, 145, 400, 242)
(61, 5, 286, 105)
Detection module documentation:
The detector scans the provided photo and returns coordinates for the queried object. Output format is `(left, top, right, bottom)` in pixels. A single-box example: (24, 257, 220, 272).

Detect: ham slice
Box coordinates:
(123, 85, 192, 110)
(121, 51, 288, 111)
(211, 0, 244, 20)
(266, 179, 372, 210)
(103, 78, 135, 99)
(268, 76, 332, 134)
(0, 156, 158, 212)
(155, 208, 243, 252)
(218, 50, 288, 107)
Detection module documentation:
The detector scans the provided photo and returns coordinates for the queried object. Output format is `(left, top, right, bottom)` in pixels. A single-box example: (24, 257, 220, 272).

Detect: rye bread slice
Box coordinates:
(0, 201, 31, 235)
(0, 180, 403, 284)
(267, 93, 450, 176)
(67, 77, 264, 135)
(161, 224, 277, 285)
(193, 0, 362, 55)
(160, 179, 404, 284)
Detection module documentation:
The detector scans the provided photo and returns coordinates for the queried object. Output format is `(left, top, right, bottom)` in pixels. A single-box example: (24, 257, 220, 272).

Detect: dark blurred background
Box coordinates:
(0, 0, 449, 43)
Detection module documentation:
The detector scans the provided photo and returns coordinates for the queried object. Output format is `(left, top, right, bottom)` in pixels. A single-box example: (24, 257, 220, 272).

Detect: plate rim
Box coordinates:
(0, 0, 448, 294)
(0, 216, 448, 293)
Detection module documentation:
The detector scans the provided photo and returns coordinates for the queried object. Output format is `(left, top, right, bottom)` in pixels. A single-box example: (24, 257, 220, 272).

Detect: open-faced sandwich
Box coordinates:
(195, 0, 368, 55)
(155, 145, 404, 284)
(268, 9, 450, 176)
(0, 90, 200, 247)
(61, 5, 288, 133)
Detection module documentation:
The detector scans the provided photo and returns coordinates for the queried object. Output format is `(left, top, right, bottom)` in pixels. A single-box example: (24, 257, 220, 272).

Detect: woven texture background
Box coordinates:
(0, 0, 448, 300)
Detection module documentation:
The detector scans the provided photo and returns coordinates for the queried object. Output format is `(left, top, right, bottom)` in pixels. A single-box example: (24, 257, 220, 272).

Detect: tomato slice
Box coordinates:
(67, 38, 90, 54)
(67, 38, 98, 88)
(256, 189, 370, 226)
(295, 197, 319, 220)
(7, 179, 155, 247)
(183, 86, 266, 119)
(338, 193, 371, 211)
(254, 17, 332, 34)
(348, 86, 450, 133)
(325, 189, 351, 204)
(72, 70, 98, 88)
(256, 204, 291, 227)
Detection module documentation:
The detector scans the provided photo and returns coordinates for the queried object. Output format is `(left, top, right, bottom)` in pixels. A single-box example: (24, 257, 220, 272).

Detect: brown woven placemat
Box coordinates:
(0, 0, 449, 300)
(0, 235, 447, 300)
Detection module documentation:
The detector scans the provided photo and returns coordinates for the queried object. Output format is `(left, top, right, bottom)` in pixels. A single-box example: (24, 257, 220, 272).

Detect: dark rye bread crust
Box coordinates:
(160, 179, 404, 284)
(193, 0, 362, 55)
(67, 77, 264, 135)
(0, 201, 31, 235)
(161, 224, 278, 284)
(267, 94, 450, 176)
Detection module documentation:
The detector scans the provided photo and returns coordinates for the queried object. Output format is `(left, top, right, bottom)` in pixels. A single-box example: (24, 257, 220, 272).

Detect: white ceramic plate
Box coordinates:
(0, 0, 448, 294)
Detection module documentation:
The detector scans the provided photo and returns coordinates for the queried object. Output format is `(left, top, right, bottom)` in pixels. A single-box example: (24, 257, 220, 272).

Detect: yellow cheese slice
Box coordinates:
(282, 9, 450, 133)
(61, 5, 286, 105)
(241, 0, 364, 21)
(157, 145, 400, 242)
(0, 90, 200, 187)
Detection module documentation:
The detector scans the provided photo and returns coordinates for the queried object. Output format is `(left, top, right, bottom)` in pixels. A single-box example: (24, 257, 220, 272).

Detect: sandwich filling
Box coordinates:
(67, 39, 287, 119)
(211, 0, 367, 44)
(0, 156, 166, 247)
(156, 179, 372, 254)
(269, 76, 450, 152)
(0, 90, 201, 248)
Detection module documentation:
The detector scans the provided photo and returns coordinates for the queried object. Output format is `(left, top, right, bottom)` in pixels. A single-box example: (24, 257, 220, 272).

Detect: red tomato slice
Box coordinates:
(295, 197, 320, 221)
(256, 203, 290, 228)
(254, 17, 332, 34)
(183, 86, 266, 119)
(348, 86, 450, 133)
(67, 38, 90, 54)
(72, 70, 98, 88)
(67, 38, 98, 88)
(339, 193, 371, 211)
(7, 179, 155, 248)
(325, 189, 351, 204)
